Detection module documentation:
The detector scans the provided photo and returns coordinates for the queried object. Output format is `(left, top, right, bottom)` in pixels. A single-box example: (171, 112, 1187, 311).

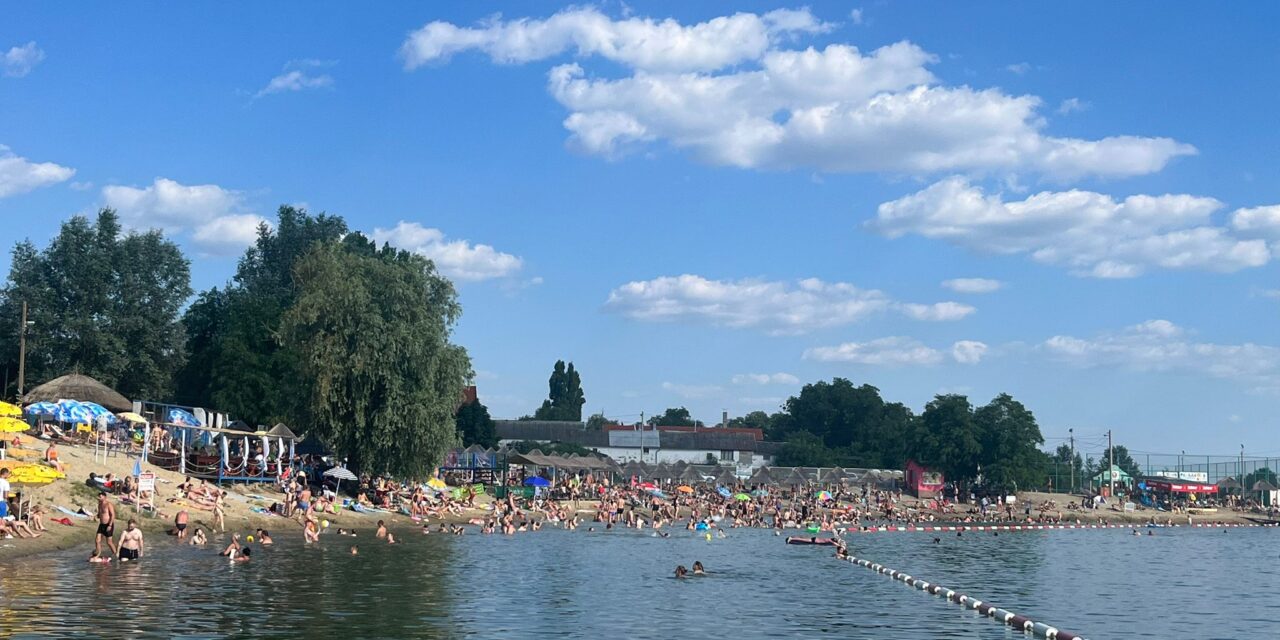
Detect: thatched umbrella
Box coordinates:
(23, 373, 131, 412)
(267, 423, 298, 440)
(747, 466, 775, 486)
(821, 467, 848, 484)
(714, 467, 738, 486)
(678, 465, 703, 483)
(780, 468, 807, 487)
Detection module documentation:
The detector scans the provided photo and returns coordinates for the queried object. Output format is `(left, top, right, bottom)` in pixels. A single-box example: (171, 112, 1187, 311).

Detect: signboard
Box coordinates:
(1156, 470, 1208, 482)
(138, 472, 156, 493)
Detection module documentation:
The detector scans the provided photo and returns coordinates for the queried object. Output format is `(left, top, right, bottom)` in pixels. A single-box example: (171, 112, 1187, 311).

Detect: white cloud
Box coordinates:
(1042, 319, 1280, 390)
(0, 146, 74, 197)
(899, 301, 975, 321)
(407, 9, 1191, 179)
(3, 42, 45, 77)
(871, 177, 1270, 277)
(191, 214, 268, 255)
(401, 8, 831, 72)
(942, 277, 1003, 294)
(604, 274, 972, 335)
(255, 60, 335, 98)
(1057, 98, 1089, 115)
(849, 8, 864, 25)
(1231, 204, 1280, 241)
(661, 381, 723, 399)
(804, 336, 944, 366)
(738, 396, 784, 406)
(100, 177, 263, 254)
(732, 372, 800, 385)
(371, 221, 522, 282)
(951, 340, 988, 364)
(1006, 62, 1031, 75)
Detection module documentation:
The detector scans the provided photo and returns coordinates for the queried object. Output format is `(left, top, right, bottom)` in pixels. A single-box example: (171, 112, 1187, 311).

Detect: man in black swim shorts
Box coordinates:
(93, 492, 118, 559)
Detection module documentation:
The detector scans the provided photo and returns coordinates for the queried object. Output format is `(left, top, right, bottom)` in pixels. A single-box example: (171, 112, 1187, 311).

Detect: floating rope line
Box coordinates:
(842, 553, 1088, 639)
(835, 522, 1274, 535)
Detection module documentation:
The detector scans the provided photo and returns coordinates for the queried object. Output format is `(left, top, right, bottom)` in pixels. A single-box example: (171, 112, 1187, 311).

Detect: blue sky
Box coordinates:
(3, 3, 1279, 455)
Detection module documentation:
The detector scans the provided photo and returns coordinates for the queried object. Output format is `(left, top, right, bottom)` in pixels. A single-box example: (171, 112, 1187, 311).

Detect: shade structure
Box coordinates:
(53, 400, 94, 424)
(0, 401, 21, 417)
(117, 412, 148, 424)
(323, 466, 358, 481)
(23, 402, 58, 416)
(267, 423, 298, 440)
(0, 417, 30, 433)
(167, 408, 203, 426)
(524, 476, 551, 487)
(22, 373, 131, 412)
(676, 485, 694, 493)
(746, 466, 775, 486)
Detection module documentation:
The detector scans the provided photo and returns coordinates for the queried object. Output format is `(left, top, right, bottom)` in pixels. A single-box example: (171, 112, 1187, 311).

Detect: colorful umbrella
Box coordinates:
(717, 486, 732, 498)
(676, 485, 694, 493)
(750, 489, 769, 497)
(0, 401, 21, 417)
(167, 408, 202, 426)
(23, 401, 58, 416)
(645, 488, 669, 499)
(426, 477, 448, 490)
(0, 417, 30, 433)
(817, 490, 833, 501)
(80, 401, 117, 425)
(53, 400, 94, 424)
(733, 493, 751, 501)
(639, 482, 657, 490)
(117, 412, 148, 424)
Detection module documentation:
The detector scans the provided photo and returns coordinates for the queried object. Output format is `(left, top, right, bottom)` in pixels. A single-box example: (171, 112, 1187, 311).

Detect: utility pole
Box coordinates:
(17, 301, 29, 399)
(1107, 429, 1115, 497)
(1069, 428, 1075, 494)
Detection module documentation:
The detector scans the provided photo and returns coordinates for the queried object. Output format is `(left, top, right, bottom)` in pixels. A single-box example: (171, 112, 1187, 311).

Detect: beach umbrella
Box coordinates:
(645, 488, 669, 499)
(733, 493, 751, 501)
(0, 417, 30, 433)
(117, 412, 148, 424)
(167, 408, 202, 426)
(23, 402, 58, 416)
(323, 465, 358, 494)
(22, 373, 131, 412)
(750, 489, 769, 497)
(426, 477, 448, 490)
(79, 401, 117, 425)
(0, 401, 20, 417)
(717, 486, 732, 498)
(817, 490, 833, 501)
(524, 476, 551, 487)
(639, 482, 657, 490)
(53, 400, 94, 424)
(676, 485, 694, 494)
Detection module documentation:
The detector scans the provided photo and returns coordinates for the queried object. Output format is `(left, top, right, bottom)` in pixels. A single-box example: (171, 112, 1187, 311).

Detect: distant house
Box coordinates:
(904, 460, 944, 498)
(494, 420, 778, 469)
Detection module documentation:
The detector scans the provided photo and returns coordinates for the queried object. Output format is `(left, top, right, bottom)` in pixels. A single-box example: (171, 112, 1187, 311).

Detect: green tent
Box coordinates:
(1090, 464, 1132, 487)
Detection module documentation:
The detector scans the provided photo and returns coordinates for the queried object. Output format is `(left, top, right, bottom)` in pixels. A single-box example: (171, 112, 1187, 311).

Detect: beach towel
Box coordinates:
(56, 506, 90, 519)
(53, 517, 74, 526)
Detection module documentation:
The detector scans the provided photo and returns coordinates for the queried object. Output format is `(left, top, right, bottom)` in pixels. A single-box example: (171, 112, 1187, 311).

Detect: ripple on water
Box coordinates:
(0, 526, 1275, 638)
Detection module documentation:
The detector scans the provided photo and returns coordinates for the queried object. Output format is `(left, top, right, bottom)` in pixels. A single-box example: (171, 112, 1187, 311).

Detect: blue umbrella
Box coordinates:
(167, 408, 202, 426)
(523, 476, 551, 487)
(54, 400, 94, 424)
(80, 401, 117, 424)
(24, 402, 58, 416)
(717, 486, 732, 498)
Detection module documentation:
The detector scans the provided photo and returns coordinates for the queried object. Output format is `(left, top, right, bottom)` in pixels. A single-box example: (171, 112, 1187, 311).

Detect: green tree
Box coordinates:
(585, 412, 611, 430)
(776, 430, 834, 467)
(0, 209, 190, 400)
(281, 236, 471, 477)
(647, 407, 701, 427)
(1243, 467, 1278, 491)
(178, 205, 347, 423)
(728, 410, 772, 430)
(456, 399, 497, 448)
(1053, 443, 1084, 492)
(1100, 444, 1142, 480)
(532, 360, 586, 421)
(913, 394, 982, 483)
(781, 378, 916, 468)
(973, 393, 1046, 492)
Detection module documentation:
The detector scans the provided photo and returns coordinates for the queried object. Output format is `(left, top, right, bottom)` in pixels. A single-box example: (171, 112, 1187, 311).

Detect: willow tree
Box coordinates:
(281, 236, 471, 477)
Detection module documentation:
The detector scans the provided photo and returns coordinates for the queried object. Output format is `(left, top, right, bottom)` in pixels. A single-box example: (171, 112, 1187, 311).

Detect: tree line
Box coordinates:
(1, 206, 472, 478)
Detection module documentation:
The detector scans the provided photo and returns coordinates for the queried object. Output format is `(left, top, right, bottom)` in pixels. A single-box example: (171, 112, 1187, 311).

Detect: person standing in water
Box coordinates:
(93, 492, 118, 560)
(118, 519, 144, 561)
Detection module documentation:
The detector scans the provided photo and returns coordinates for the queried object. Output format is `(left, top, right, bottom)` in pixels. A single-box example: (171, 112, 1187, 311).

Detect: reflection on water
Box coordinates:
(1, 526, 1275, 638)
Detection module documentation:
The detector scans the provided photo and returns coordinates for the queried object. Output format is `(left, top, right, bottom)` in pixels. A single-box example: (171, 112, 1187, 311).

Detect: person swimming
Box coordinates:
(232, 547, 251, 563)
(674, 565, 688, 578)
(692, 561, 705, 575)
(351, 546, 359, 555)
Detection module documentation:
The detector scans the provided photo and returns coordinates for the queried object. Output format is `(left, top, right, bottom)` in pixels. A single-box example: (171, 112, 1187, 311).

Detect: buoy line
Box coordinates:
(842, 553, 1088, 639)
(834, 522, 1275, 535)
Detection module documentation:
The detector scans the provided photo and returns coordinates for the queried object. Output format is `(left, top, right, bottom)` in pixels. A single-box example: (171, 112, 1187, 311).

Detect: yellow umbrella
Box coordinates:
(0, 417, 30, 434)
(426, 477, 448, 490)
(0, 401, 20, 417)
(117, 412, 148, 424)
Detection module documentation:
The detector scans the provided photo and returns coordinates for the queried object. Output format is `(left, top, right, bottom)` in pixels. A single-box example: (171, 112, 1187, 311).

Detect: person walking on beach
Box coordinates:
(93, 492, 118, 559)
(118, 519, 144, 561)
(175, 509, 189, 540)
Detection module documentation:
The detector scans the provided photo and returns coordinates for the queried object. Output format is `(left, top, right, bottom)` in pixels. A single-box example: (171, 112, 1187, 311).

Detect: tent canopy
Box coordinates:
(23, 373, 131, 412)
(267, 423, 298, 440)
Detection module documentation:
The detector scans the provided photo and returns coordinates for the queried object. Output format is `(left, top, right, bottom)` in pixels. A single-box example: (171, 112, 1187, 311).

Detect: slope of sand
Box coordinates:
(0, 433, 491, 561)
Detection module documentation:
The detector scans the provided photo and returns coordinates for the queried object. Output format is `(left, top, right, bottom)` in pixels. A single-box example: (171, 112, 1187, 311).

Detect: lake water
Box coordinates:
(1, 525, 1275, 638)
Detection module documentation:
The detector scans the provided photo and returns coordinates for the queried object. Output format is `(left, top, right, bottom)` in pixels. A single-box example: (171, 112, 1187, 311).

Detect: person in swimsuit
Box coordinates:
(191, 528, 207, 545)
(674, 565, 688, 578)
(255, 528, 273, 545)
(692, 561, 705, 575)
(220, 533, 241, 556)
(118, 519, 144, 561)
(93, 492, 118, 559)
(174, 509, 189, 540)
(375, 520, 387, 539)
(232, 547, 251, 563)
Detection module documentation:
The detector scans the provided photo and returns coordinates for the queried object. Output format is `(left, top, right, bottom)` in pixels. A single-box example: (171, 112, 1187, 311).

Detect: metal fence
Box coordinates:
(1047, 451, 1278, 494)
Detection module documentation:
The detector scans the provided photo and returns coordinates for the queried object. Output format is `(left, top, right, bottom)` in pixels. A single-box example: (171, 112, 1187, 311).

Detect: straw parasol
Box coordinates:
(22, 373, 131, 412)
(267, 423, 298, 440)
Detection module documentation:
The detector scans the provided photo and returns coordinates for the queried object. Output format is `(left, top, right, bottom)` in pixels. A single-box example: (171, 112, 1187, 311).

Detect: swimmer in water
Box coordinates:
(351, 546, 359, 555)
(692, 561, 705, 575)
(232, 547, 251, 563)
(674, 565, 688, 578)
